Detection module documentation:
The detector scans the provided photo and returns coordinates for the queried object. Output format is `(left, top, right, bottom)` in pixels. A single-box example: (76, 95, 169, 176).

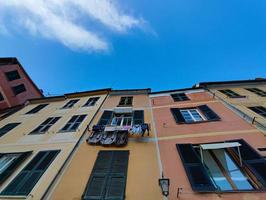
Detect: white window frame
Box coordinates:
(180, 109, 206, 122)
(111, 114, 133, 126)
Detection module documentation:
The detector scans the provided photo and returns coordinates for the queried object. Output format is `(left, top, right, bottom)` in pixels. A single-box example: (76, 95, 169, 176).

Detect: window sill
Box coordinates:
(177, 119, 220, 125)
(196, 189, 266, 193)
(0, 195, 27, 199)
(117, 105, 132, 107)
(229, 96, 247, 99)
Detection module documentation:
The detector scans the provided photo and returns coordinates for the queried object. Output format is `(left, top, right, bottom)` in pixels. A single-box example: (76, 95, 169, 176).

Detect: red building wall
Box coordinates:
(0, 58, 43, 110)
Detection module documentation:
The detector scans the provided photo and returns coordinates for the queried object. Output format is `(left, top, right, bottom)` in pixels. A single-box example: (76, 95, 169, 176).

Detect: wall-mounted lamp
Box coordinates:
(158, 172, 170, 197)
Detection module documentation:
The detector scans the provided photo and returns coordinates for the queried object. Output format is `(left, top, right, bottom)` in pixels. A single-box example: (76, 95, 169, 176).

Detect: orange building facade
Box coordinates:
(150, 87, 266, 200)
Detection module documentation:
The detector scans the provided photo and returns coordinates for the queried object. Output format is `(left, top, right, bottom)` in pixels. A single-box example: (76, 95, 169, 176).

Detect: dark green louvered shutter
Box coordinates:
(171, 108, 185, 124)
(228, 139, 266, 188)
(98, 111, 113, 126)
(133, 110, 144, 125)
(0, 123, 20, 137)
(0, 151, 32, 185)
(176, 144, 216, 192)
(1, 150, 60, 196)
(198, 105, 221, 121)
(83, 151, 129, 200)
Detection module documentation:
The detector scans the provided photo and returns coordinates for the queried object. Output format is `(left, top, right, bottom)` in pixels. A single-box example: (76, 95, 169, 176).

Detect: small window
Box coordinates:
(0, 123, 20, 137)
(83, 97, 100, 107)
(218, 89, 244, 98)
(30, 117, 61, 134)
(12, 84, 26, 95)
(171, 93, 189, 101)
(171, 105, 220, 124)
(25, 104, 48, 114)
(1, 150, 60, 196)
(62, 99, 79, 109)
(0, 92, 4, 101)
(5, 70, 21, 81)
(248, 106, 266, 118)
(180, 109, 205, 123)
(246, 88, 266, 97)
(118, 96, 133, 106)
(60, 115, 87, 132)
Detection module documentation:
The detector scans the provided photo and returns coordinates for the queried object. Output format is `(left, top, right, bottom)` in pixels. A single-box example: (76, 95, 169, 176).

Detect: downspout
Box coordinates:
(41, 91, 110, 200)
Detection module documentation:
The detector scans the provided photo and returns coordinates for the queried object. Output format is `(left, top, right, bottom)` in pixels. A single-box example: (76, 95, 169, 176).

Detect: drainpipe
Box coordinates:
(41, 91, 110, 200)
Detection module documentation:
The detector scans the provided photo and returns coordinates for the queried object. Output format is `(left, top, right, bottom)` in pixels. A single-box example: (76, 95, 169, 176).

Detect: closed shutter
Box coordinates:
(170, 108, 185, 124)
(0, 151, 32, 185)
(198, 105, 220, 121)
(228, 139, 266, 188)
(176, 144, 216, 192)
(83, 151, 129, 200)
(133, 110, 144, 125)
(98, 111, 113, 126)
(1, 150, 60, 196)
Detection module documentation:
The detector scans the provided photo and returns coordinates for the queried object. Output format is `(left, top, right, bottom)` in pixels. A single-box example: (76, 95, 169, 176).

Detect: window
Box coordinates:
(246, 88, 266, 97)
(60, 115, 86, 132)
(176, 139, 266, 192)
(0, 123, 20, 137)
(118, 96, 133, 106)
(111, 113, 133, 126)
(62, 99, 79, 109)
(171, 93, 189, 101)
(25, 104, 48, 114)
(180, 109, 205, 123)
(219, 89, 244, 98)
(248, 106, 266, 118)
(5, 70, 20, 81)
(1, 150, 60, 196)
(12, 84, 26, 95)
(30, 117, 61, 134)
(0, 92, 4, 101)
(171, 105, 220, 124)
(132, 110, 144, 125)
(98, 111, 113, 126)
(0, 152, 32, 185)
(83, 97, 100, 107)
(82, 151, 129, 200)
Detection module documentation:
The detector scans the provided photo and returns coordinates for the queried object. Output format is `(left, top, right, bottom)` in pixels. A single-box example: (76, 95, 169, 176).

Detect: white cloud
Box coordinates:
(0, 0, 144, 52)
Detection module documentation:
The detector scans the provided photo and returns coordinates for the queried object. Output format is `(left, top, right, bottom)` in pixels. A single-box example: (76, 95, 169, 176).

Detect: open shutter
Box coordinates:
(0, 151, 32, 185)
(98, 111, 113, 126)
(133, 110, 144, 125)
(228, 139, 266, 188)
(176, 144, 216, 192)
(198, 105, 220, 121)
(1, 150, 60, 196)
(170, 108, 185, 124)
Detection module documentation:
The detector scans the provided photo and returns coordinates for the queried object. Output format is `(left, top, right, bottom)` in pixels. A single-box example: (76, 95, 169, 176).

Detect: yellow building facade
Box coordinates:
(197, 79, 266, 132)
(0, 89, 110, 200)
(49, 89, 162, 200)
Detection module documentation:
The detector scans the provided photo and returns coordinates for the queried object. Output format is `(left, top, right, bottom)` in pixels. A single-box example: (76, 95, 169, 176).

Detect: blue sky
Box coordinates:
(0, 0, 266, 95)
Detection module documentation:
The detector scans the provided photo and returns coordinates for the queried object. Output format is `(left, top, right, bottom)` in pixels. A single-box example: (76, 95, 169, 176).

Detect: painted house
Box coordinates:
(0, 88, 110, 200)
(49, 89, 163, 200)
(150, 87, 266, 200)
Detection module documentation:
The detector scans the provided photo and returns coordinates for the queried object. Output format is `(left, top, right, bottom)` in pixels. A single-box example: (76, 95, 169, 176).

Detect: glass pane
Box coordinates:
(180, 110, 194, 122)
(203, 150, 232, 190)
(213, 149, 253, 190)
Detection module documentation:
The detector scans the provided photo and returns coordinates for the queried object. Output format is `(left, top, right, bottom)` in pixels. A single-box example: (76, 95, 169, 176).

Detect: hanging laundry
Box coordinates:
(129, 125, 143, 135)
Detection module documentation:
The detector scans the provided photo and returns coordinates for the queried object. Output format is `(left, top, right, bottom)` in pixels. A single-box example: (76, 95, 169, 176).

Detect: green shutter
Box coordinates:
(82, 151, 129, 200)
(176, 144, 216, 192)
(198, 105, 221, 121)
(170, 108, 185, 123)
(98, 111, 113, 126)
(133, 110, 144, 125)
(1, 150, 60, 196)
(0, 151, 32, 185)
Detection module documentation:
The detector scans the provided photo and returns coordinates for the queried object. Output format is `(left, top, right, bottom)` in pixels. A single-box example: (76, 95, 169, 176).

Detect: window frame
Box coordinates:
(60, 114, 87, 132)
(180, 108, 206, 123)
(12, 84, 26, 96)
(0, 123, 21, 138)
(29, 117, 61, 134)
(219, 89, 246, 98)
(171, 93, 190, 102)
(5, 70, 21, 82)
(118, 96, 133, 107)
(83, 97, 100, 107)
(61, 99, 79, 109)
(246, 88, 266, 97)
(248, 106, 266, 118)
(25, 104, 49, 114)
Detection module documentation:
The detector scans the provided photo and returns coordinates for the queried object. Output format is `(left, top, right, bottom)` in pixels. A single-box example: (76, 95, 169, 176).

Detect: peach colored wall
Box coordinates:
(0, 64, 42, 109)
(151, 90, 266, 200)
